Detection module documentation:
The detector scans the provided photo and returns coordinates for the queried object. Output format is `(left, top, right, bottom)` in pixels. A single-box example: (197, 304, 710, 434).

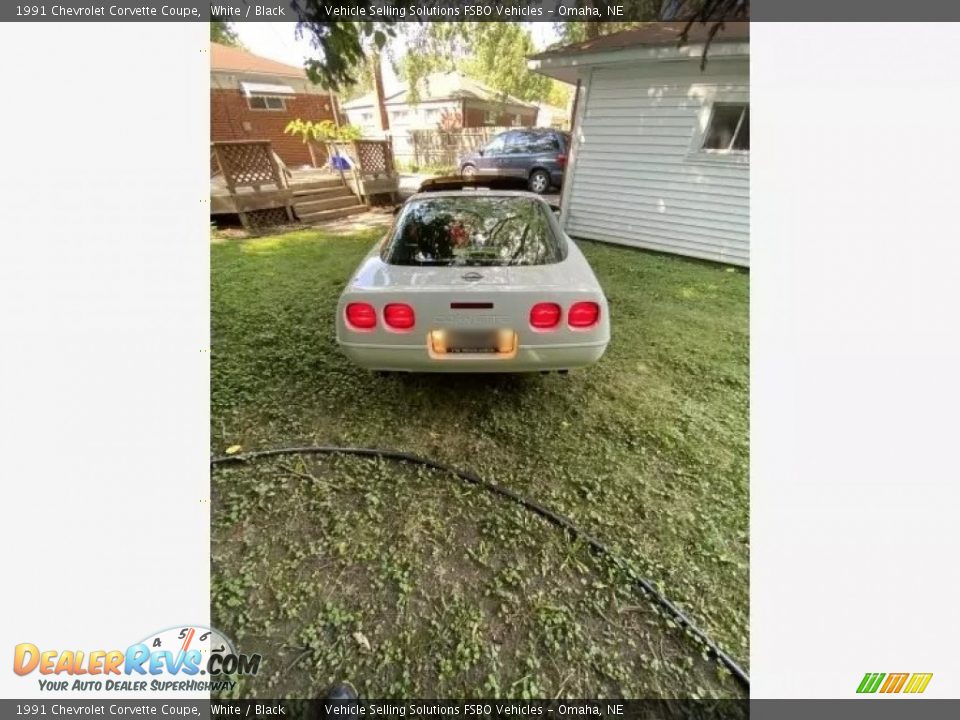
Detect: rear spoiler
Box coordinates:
(417, 176, 530, 193)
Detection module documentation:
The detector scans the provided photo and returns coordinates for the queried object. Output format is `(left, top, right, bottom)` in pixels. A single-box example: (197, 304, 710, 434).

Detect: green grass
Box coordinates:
(211, 228, 749, 699)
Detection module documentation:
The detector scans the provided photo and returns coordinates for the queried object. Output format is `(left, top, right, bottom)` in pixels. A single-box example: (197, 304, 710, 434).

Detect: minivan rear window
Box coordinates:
(382, 196, 564, 266)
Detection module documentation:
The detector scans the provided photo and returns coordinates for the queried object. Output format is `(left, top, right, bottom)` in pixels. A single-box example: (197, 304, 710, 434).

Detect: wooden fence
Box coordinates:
(393, 127, 514, 170)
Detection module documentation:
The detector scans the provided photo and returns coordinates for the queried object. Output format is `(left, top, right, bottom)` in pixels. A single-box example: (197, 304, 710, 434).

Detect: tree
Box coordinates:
(673, 0, 751, 68)
(210, 20, 244, 48)
(286, 0, 747, 93)
(550, 0, 750, 67)
(547, 81, 573, 110)
(458, 24, 551, 103)
(552, 21, 654, 45)
(400, 23, 551, 105)
(288, 2, 399, 90)
(340, 55, 375, 102)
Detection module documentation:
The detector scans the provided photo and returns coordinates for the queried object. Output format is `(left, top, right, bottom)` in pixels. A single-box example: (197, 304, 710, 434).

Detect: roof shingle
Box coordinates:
(210, 42, 307, 78)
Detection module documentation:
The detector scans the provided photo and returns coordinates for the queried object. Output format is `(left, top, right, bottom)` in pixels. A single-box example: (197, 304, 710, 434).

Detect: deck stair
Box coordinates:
(290, 176, 366, 224)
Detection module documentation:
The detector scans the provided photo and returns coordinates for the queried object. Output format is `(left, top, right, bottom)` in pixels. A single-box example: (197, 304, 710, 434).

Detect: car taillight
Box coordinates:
(568, 301, 600, 328)
(530, 302, 562, 329)
(383, 303, 415, 330)
(556, 154, 567, 167)
(345, 302, 376, 330)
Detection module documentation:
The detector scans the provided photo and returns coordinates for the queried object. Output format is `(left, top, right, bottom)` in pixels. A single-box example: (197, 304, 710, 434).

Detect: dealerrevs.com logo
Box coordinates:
(13, 625, 260, 693)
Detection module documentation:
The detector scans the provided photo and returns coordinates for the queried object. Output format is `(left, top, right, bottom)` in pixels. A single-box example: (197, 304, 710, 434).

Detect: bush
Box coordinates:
(283, 119, 363, 143)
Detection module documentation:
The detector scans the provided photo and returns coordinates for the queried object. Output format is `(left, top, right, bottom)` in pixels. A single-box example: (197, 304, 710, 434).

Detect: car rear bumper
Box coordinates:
(338, 339, 608, 373)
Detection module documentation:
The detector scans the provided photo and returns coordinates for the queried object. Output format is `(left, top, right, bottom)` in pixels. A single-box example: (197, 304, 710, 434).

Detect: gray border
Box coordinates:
(753, 0, 960, 20)
(2, 699, 960, 717)
(6, 0, 960, 22)
(2, 1, 645, 23)
(752, 699, 960, 719)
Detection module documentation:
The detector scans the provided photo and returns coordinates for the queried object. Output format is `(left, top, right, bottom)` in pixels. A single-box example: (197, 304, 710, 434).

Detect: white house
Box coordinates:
(341, 71, 539, 135)
(528, 23, 750, 266)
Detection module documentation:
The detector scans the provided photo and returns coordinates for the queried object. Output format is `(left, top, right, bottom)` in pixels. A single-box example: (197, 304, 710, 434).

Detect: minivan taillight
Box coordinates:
(530, 302, 562, 329)
(568, 301, 600, 328)
(384, 303, 415, 330)
(345, 302, 377, 330)
(556, 154, 567, 167)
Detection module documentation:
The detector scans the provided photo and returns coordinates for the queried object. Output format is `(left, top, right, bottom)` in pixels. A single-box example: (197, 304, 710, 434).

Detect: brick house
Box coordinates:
(210, 42, 341, 168)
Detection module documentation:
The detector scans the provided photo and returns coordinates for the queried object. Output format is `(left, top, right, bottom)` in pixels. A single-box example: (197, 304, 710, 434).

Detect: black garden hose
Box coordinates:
(211, 445, 750, 693)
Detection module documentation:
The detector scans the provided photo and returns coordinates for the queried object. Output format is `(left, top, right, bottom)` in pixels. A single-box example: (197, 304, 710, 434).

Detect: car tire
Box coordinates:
(461, 164, 477, 178)
(528, 169, 551, 194)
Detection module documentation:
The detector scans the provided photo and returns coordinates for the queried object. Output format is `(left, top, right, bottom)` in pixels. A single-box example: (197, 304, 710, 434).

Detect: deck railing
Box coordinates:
(211, 140, 288, 193)
(210, 140, 294, 227)
(325, 139, 399, 203)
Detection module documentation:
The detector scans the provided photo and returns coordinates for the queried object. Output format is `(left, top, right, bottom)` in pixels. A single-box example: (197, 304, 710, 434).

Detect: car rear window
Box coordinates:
(382, 196, 564, 266)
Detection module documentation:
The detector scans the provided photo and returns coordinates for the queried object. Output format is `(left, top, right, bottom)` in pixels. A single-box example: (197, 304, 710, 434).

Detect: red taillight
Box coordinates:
(345, 302, 376, 330)
(530, 302, 562, 329)
(383, 303, 415, 330)
(556, 154, 567, 167)
(568, 301, 600, 328)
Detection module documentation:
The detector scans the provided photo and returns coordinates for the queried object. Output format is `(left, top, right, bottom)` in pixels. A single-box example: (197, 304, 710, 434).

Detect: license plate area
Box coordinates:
(429, 329, 517, 357)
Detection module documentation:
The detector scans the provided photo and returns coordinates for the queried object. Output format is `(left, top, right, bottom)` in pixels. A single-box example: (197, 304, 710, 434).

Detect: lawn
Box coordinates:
(211, 227, 749, 699)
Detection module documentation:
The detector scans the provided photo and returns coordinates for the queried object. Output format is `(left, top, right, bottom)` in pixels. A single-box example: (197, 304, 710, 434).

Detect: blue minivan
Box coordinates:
(457, 128, 570, 194)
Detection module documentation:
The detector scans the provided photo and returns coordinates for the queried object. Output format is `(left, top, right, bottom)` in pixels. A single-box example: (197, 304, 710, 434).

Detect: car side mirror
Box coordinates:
(478, 149, 485, 157)
(548, 203, 561, 216)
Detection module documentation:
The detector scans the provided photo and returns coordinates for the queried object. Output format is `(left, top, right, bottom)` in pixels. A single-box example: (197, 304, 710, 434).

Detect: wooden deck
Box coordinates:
(210, 139, 400, 229)
(210, 168, 341, 215)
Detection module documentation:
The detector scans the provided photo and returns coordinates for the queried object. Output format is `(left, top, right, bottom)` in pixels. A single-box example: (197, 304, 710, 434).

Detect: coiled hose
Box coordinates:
(211, 445, 750, 692)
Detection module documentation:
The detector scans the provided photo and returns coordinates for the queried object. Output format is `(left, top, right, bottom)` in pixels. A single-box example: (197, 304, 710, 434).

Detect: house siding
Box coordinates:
(210, 76, 338, 167)
(564, 59, 749, 266)
(347, 101, 537, 133)
(462, 103, 537, 128)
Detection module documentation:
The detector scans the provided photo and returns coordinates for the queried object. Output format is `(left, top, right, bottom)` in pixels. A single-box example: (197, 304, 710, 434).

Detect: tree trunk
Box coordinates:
(372, 52, 390, 134)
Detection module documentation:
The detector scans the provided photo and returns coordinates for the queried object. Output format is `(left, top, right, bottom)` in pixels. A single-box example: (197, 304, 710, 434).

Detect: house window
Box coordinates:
(701, 103, 749, 152)
(360, 112, 374, 123)
(390, 110, 408, 122)
(248, 95, 286, 111)
(484, 110, 497, 125)
(512, 114, 522, 127)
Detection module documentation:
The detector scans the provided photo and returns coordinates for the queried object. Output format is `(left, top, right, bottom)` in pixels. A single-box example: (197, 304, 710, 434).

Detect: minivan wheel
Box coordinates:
(461, 164, 477, 178)
(528, 169, 550, 194)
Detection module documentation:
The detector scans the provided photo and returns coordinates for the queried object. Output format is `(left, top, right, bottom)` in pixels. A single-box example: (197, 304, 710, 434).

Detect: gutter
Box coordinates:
(527, 41, 750, 75)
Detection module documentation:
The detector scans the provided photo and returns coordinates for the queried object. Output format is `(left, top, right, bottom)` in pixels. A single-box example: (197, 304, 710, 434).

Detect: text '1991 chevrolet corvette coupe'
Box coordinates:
(336, 189, 610, 373)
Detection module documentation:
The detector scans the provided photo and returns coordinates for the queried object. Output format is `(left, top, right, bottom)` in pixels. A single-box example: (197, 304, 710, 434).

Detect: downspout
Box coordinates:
(569, 78, 581, 131)
(559, 69, 591, 230)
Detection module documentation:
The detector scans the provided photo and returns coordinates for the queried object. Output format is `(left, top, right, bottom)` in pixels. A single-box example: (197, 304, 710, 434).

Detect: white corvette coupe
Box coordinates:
(335, 186, 610, 373)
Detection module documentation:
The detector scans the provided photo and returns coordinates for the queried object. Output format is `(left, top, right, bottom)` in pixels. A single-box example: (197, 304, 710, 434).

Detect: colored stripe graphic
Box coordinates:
(857, 672, 932, 694)
(857, 673, 885, 693)
(181, 627, 196, 653)
(903, 673, 933, 694)
(880, 673, 909, 693)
